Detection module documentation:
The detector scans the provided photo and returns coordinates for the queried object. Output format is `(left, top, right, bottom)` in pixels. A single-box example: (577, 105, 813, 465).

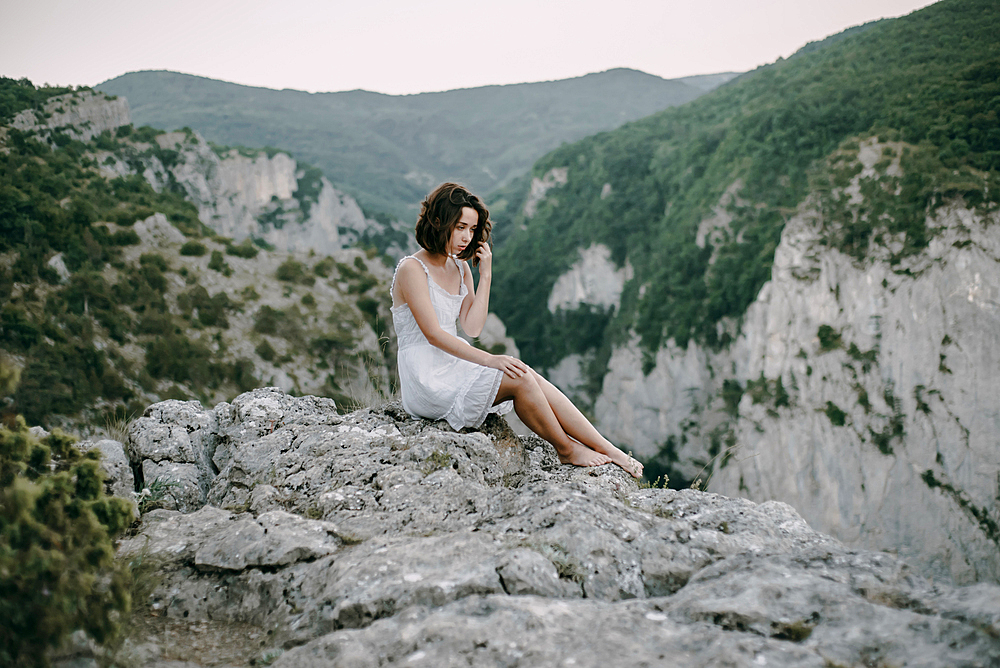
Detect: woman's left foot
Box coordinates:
(605, 447, 643, 479)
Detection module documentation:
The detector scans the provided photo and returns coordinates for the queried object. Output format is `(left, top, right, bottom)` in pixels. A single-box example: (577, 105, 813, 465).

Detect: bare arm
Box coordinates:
(458, 242, 492, 337)
(397, 259, 526, 378)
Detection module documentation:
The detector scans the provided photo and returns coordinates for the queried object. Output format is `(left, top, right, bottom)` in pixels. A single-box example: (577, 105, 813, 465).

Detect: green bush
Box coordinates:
(312, 257, 335, 277)
(721, 379, 744, 416)
(0, 416, 134, 665)
(252, 305, 282, 335)
(207, 250, 231, 275)
(252, 305, 304, 345)
(255, 339, 276, 362)
(226, 239, 260, 259)
(177, 286, 230, 329)
(276, 259, 307, 283)
(14, 341, 131, 426)
(225, 239, 259, 259)
(817, 325, 843, 352)
(179, 240, 207, 257)
(824, 401, 848, 426)
(144, 333, 213, 386)
(139, 253, 169, 272)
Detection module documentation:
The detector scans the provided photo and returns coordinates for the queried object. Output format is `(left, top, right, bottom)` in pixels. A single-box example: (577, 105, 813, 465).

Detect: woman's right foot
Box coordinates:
(558, 442, 612, 468)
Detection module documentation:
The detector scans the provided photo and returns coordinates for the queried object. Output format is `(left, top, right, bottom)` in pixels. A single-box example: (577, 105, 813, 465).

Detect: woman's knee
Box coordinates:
(510, 370, 541, 396)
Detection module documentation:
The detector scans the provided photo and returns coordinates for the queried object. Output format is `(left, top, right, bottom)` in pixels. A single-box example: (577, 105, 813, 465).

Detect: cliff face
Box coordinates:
(73, 388, 1000, 667)
(97, 128, 396, 257)
(9, 90, 131, 142)
(588, 139, 1000, 584)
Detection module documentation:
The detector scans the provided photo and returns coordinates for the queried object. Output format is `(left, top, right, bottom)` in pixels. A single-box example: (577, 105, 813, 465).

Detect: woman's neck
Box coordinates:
(418, 250, 453, 268)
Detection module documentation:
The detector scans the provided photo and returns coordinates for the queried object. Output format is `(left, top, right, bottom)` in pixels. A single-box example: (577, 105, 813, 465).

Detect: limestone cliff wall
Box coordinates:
(139, 132, 376, 256)
(586, 186, 1000, 584)
(10, 90, 131, 142)
(37, 91, 386, 257)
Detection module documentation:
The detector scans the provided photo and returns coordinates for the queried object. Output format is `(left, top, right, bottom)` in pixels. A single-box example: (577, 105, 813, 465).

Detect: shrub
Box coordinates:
(108, 229, 140, 246)
(179, 241, 207, 257)
(144, 333, 214, 386)
(252, 305, 282, 335)
(313, 257, 335, 277)
(177, 286, 230, 329)
(0, 304, 41, 352)
(817, 325, 843, 352)
(255, 339, 276, 362)
(225, 238, 259, 259)
(824, 401, 847, 426)
(276, 259, 307, 283)
(208, 250, 231, 275)
(0, 416, 134, 665)
(139, 253, 169, 272)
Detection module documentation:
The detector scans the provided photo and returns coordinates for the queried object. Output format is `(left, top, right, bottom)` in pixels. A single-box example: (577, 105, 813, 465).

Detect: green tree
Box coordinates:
(0, 415, 134, 665)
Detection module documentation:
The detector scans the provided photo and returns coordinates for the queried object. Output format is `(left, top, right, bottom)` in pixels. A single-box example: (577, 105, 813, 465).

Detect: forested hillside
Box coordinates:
(97, 69, 734, 220)
(491, 0, 999, 377)
(0, 80, 393, 431)
(487, 0, 1000, 583)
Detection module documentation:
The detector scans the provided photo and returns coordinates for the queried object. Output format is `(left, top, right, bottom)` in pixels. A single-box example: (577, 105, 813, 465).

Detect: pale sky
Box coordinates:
(2, 0, 938, 95)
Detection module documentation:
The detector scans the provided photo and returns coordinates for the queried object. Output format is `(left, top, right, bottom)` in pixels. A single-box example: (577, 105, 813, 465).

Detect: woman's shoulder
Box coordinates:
(396, 255, 430, 280)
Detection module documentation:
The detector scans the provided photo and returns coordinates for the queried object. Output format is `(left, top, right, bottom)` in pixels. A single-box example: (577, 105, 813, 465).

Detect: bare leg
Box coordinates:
(494, 372, 611, 468)
(528, 369, 643, 479)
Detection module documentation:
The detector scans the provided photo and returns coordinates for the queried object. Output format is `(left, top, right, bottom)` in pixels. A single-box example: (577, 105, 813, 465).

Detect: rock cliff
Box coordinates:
(78, 388, 1000, 666)
(590, 139, 1000, 584)
(96, 127, 397, 257)
(9, 89, 131, 143)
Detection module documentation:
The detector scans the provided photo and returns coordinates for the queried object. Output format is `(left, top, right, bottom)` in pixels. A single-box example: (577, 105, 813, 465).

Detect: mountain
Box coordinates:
(488, 0, 1000, 583)
(0, 82, 392, 430)
(95, 69, 735, 220)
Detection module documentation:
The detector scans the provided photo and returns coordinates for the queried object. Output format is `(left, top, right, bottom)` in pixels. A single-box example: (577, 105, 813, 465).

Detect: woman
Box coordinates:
(390, 183, 642, 478)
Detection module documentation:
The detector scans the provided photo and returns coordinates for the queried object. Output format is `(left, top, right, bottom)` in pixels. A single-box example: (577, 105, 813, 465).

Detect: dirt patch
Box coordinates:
(117, 612, 286, 667)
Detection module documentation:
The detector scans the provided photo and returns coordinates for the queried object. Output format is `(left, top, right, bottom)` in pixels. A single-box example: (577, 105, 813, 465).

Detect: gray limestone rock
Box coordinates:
(127, 400, 219, 512)
(74, 438, 135, 500)
(10, 90, 130, 143)
(117, 391, 1000, 666)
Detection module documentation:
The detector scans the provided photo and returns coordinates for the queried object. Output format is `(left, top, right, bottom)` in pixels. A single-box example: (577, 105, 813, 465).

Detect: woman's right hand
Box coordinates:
(489, 354, 530, 379)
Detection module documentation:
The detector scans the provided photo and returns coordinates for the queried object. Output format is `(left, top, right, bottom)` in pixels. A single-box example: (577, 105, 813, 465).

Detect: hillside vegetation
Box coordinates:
(0, 79, 393, 431)
(490, 0, 1000, 376)
(96, 69, 733, 220)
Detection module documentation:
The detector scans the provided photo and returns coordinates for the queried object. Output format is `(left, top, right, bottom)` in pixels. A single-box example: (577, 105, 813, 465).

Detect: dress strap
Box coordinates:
(390, 255, 431, 297)
(454, 255, 464, 282)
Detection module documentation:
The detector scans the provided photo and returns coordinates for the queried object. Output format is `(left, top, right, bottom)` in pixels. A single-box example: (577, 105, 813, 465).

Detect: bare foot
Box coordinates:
(603, 445, 644, 479)
(558, 441, 612, 468)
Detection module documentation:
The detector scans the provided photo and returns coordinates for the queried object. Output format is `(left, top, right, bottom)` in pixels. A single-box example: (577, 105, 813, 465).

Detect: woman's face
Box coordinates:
(447, 207, 478, 256)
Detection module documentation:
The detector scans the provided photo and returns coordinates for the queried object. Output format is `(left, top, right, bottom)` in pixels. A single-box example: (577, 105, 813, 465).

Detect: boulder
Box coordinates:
(74, 438, 135, 500)
(126, 400, 219, 512)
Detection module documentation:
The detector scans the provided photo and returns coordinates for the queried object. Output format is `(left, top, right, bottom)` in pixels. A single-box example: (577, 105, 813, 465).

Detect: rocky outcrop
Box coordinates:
(10, 90, 131, 143)
(546, 243, 633, 313)
(522, 167, 568, 218)
(127, 400, 220, 512)
(589, 139, 1000, 584)
(74, 438, 135, 500)
(101, 129, 381, 257)
(116, 387, 1000, 666)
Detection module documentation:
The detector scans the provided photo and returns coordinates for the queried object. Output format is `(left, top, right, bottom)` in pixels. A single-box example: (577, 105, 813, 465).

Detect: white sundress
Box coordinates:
(390, 255, 513, 430)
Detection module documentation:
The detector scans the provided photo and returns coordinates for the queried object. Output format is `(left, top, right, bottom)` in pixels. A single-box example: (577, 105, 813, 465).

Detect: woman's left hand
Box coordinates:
(475, 241, 492, 277)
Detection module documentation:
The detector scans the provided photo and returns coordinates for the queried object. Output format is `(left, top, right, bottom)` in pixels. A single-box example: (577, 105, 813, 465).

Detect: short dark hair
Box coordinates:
(415, 183, 492, 266)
